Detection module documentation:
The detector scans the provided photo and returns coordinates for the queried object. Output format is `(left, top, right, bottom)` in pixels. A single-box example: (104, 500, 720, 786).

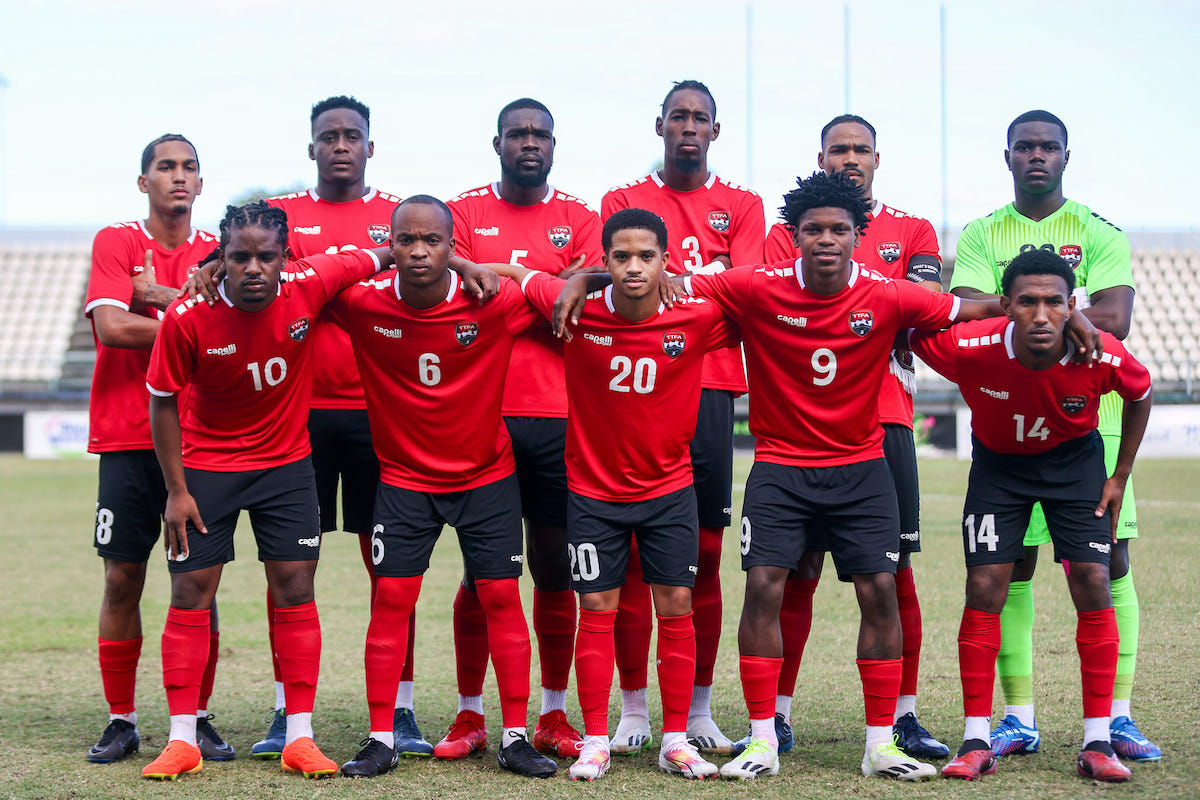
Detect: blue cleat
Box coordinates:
(729, 713, 794, 758)
(392, 708, 433, 757)
(893, 712, 949, 759)
(990, 714, 1039, 757)
(250, 708, 287, 760)
(1109, 715, 1162, 762)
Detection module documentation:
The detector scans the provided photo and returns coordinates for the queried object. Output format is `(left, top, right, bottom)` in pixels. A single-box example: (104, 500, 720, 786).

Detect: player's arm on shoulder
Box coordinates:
(1082, 285, 1134, 340)
(447, 255, 502, 304)
(552, 272, 612, 338)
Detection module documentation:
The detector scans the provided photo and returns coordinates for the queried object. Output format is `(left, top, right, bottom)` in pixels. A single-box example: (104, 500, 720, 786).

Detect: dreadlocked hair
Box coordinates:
(218, 201, 289, 250)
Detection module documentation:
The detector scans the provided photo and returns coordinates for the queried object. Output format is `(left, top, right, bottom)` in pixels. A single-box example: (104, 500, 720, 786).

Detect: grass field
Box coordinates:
(1, 453, 1197, 799)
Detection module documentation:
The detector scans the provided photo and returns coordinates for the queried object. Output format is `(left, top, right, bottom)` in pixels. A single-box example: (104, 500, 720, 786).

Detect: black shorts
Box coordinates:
(962, 433, 1112, 567)
(505, 416, 568, 528)
(566, 487, 698, 593)
(308, 408, 379, 534)
(691, 388, 735, 528)
(169, 457, 322, 573)
(371, 473, 524, 579)
(94, 450, 168, 562)
(740, 460, 900, 581)
(882, 423, 921, 553)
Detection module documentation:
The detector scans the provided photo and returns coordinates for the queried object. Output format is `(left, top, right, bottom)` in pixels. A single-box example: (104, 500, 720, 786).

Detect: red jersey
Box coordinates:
(522, 272, 735, 502)
(84, 221, 217, 453)
(688, 261, 959, 466)
(266, 188, 402, 410)
(765, 203, 942, 428)
(146, 251, 379, 471)
(910, 319, 1151, 455)
(602, 172, 765, 394)
(327, 272, 539, 493)
(448, 183, 601, 418)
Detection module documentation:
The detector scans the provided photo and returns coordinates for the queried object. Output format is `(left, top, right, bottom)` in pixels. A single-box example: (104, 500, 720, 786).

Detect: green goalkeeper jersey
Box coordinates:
(951, 198, 1134, 436)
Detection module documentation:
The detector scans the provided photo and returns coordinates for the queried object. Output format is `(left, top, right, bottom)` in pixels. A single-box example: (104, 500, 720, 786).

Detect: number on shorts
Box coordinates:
(608, 355, 657, 394)
(739, 517, 752, 555)
(246, 357, 287, 391)
(95, 506, 114, 545)
(680, 236, 703, 270)
(964, 513, 999, 553)
(811, 347, 837, 386)
(569, 542, 600, 582)
(371, 523, 385, 565)
(1012, 413, 1050, 443)
(418, 353, 441, 386)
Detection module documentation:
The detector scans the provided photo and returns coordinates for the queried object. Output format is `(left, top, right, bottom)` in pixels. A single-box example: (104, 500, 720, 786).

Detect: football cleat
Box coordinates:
(730, 713, 794, 757)
(1077, 743, 1132, 782)
(280, 736, 337, 779)
(532, 709, 584, 758)
(250, 708, 287, 760)
(1110, 715, 1162, 762)
(196, 713, 236, 760)
(720, 737, 779, 780)
(893, 712, 949, 759)
(87, 719, 140, 763)
(686, 715, 734, 754)
(568, 739, 611, 781)
(610, 715, 653, 754)
(497, 733, 558, 778)
(142, 740, 202, 780)
(341, 738, 399, 778)
(990, 714, 1040, 756)
(392, 708, 433, 757)
(660, 738, 719, 779)
(861, 741, 936, 781)
(941, 741, 997, 780)
(432, 710, 487, 759)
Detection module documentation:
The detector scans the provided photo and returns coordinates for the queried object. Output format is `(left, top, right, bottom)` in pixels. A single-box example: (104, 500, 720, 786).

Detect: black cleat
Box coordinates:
(893, 712, 950, 759)
(342, 738, 400, 778)
(497, 734, 558, 778)
(87, 719, 140, 763)
(196, 714, 236, 760)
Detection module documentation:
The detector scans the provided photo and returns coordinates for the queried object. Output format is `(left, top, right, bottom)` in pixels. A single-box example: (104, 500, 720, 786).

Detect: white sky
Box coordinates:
(0, 0, 1197, 238)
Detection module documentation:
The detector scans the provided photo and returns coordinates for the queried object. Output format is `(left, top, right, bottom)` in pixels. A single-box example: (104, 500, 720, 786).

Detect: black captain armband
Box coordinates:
(907, 255, 942, 286)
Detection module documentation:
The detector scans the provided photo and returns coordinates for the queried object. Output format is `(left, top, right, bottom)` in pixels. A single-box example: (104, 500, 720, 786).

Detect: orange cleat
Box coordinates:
(281, 736, 337, 779)
(142, 740, 203, 781)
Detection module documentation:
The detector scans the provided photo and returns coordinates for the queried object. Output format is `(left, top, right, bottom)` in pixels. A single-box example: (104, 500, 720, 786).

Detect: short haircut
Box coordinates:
(778, 171, 872, 233)
(1007, 109, 1067, 148)
(1000, 248, 1076, 297)
(393, 194, 453, 229)
(820, 114, 877, 147)
(141, 134, 197, 175)
(218, 200, 289, 250)
(602, 208, 668, 252)
(497, 98, 554, 135)
(661, 79, 716, 118)
(311, 95, 370, 132)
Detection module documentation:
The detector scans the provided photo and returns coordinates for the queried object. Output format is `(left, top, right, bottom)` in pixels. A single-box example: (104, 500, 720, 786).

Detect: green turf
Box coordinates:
(1, 453, 1195, 798)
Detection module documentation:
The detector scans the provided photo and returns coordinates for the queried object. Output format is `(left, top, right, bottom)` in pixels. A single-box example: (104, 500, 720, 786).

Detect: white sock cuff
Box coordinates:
(457, 694, 484, 715)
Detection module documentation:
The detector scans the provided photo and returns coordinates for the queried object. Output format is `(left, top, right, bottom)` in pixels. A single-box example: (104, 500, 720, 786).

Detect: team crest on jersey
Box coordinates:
(663, 331, 686, 358)
(1059, 245, 1082, 270)
(708, 211, 730, 232)
(1060, 394, 1088, 414)
(548, 226, 572, 249)
(288, 317, 310, 342)
(877, 241, 902, 263)
(455, 321, 479, 346)
(367, 224, 390, 245)
(848, 310, 873, 337)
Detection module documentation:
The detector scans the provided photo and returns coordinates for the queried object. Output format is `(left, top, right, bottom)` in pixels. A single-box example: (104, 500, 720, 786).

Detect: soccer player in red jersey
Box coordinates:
(757, 115, 948, 760)
(329, 196, 557, 780)
(83, 135, 233, 764)
(441, 98, 600, 759)
(142, 201, 386, 781)
(911, 248, 1150, 784)
(601, 79, 764, 754)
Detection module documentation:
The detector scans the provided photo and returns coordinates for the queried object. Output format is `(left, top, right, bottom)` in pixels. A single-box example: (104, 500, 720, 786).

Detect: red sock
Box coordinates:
(1077, 607, 1119, 719)
(401, 609, 416, 683)
(365, 577, 422, 731)
(266, 589, 282, 683)
(778, 575, 818, 696)
(692, 527, 723, 686)
(98, 636, 141, 715)
(358, 533, 379, 610)
(575, 608, 617, 736)
(614, 540, 652, 691)
(197, 630, 219, 711)
(274, 601, 321, 715)
(476, 578, 531, 728)
(856, 658, 902, 726)
(656, 613, 696, 732)
(161, 607, 210, 717)
(895, 567, 923, 697)
(533, 589, 576, 692)
(958, 607, 1001, 717)
(740, 655, 782, 719)
(452, 584, 490, 696)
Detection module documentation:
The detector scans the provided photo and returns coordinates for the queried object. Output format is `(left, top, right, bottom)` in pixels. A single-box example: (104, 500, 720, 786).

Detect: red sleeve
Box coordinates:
(571, 207, 603, 268)
(600, 188, 629, 222)
(701, 302, 739, 350)
(292, 250, 378, 307)
(763, 223, 796, 263)
(729, 191, 766, 266)
(688, 267, 753, 322)
(449, 200, 475, 262)
(519, 270, 559, 320)
(86, 226, 136, 313)
(500, 279, 542, 335)
(1106, 340, 1153, 402)
(908, 327, 960, 384)
(904, 218, 942, 282)
(146, 302, 196, 396)
(894, 280, 958, 330)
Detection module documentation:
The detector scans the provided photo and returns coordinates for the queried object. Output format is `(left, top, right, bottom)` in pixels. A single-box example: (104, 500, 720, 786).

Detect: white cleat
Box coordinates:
(719, 737, 779, 780)
(861, 741, 936, 781)
(610, 715, 653, 755)
(686, 714, 734, 754)
(568, 739, 611, 782)
(659, 739, 718, 779)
